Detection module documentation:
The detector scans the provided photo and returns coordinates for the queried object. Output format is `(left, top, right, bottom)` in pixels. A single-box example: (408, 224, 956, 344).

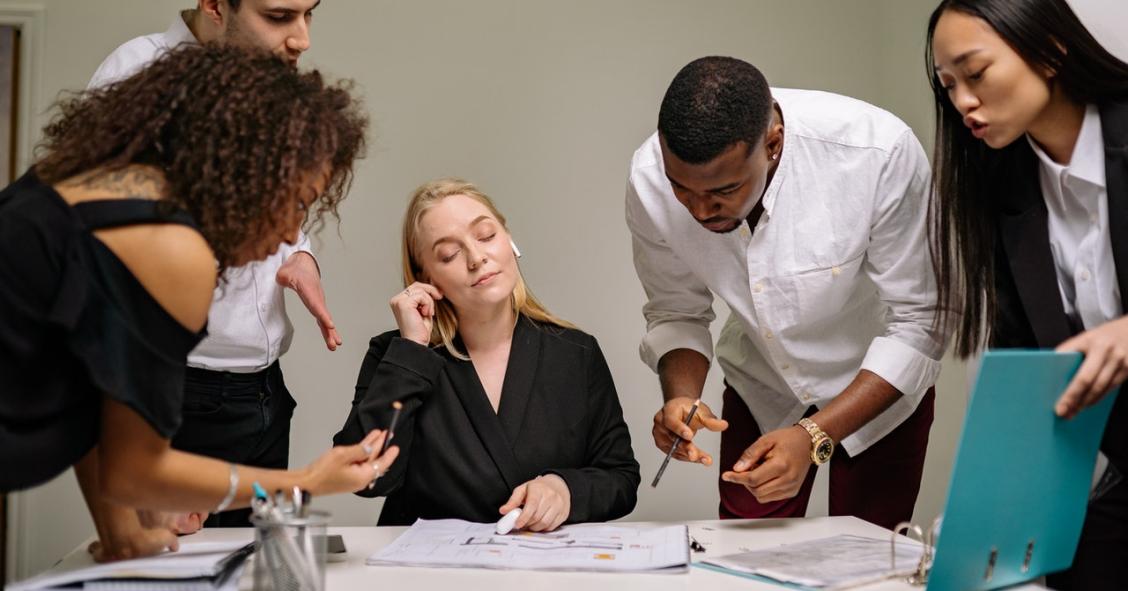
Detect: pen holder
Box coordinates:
(251, 509, 329, 591)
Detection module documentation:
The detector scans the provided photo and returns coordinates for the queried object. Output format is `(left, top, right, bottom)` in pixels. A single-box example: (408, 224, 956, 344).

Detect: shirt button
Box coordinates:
(781, 363, 791, 370)
(763, 330, 774, 340)
(753, 283, 763, 294)
(831, 266, 841, 277)
(1080, 269, 1091, 281)
(801, 391, 812, 402)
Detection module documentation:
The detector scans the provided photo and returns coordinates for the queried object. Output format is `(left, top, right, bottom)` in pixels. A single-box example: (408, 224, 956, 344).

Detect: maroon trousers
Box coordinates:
(718, 385, 935, 530)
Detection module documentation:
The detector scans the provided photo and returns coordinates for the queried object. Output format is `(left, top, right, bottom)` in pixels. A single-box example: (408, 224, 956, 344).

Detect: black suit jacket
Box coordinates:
(333, 315, 641, 526)
(992, 100, 1128, 469)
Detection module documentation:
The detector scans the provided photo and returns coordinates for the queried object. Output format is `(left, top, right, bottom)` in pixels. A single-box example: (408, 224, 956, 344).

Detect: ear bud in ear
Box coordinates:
(510, 239, 522, 258)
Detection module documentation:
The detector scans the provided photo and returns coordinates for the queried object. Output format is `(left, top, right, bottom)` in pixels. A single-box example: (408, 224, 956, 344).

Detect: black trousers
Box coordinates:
(173, 361, 295, 527)
(1046, 473, 1128, 590)
(1048, 396, 1128, 590)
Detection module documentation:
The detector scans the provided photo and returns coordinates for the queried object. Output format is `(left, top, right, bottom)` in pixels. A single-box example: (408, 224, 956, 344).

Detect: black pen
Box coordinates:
(690, 536, 706, 553)
(381, 401, 403, 455)
(651, 399, 701, 487)
(368, 401, 403, 490)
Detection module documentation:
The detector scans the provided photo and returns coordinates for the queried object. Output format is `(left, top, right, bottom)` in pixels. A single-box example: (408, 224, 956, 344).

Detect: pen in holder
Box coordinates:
(891, 516, 942, 586)
(251, 505, 329, 591)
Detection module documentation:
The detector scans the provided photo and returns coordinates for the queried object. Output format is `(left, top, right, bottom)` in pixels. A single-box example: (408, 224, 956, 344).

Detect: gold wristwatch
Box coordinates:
(797, 418, 835, 465)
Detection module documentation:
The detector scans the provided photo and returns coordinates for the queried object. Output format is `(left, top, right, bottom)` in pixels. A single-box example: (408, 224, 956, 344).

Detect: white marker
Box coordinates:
(495, 508, 522, 535)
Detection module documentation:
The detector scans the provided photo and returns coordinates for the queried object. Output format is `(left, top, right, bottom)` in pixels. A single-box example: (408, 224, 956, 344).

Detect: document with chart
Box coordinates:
(367, 519, 690, 572)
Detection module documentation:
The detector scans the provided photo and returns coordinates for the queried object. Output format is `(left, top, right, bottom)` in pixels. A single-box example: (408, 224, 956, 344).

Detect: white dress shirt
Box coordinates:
(1028, 104, 1121, 331)
(88, 12, 314, 373)
(88, 12, 197, 85)
(627, 88, 945, 455)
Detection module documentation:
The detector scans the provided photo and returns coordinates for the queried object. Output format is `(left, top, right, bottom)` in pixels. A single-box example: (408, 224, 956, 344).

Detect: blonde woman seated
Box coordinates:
(334, 179, 640, 531)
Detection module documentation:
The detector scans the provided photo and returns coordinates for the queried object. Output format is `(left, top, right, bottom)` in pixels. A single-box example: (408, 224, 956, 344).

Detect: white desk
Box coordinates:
(40, 517, 1046, 590)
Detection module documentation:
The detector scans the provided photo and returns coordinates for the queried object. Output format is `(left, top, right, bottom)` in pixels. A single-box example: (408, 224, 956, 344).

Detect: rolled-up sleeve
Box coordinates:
(626, 175, 716, 372)
(859, 130, 946, 397)
(276, 229, 318, 272)
(290, 229, 315, 260)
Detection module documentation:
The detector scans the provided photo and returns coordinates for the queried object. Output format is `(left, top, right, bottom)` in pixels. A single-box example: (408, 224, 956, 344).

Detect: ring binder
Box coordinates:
(895, 351, 1116, 591)
(890, 517, 940, 586)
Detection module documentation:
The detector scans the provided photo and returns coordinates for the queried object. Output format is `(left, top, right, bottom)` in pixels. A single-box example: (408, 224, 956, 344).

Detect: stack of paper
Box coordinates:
(7, 540, 253, 591)
(700, 534, 925, 589)
(368, 518, 689, 573)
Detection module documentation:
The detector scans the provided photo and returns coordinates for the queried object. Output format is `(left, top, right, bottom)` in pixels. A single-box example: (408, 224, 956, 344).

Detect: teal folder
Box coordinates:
(928, 350, 1118, 591)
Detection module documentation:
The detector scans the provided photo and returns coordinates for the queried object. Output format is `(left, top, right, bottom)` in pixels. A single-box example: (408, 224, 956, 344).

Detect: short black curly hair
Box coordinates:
(657, 56, 772, 164)
(35, 43, 367, 272)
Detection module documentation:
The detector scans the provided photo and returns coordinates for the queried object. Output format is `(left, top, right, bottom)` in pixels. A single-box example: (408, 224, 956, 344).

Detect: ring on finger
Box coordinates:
(372, 462, 382, 477)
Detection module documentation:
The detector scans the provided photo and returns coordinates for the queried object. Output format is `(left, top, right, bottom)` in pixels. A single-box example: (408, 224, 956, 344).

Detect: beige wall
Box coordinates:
(6, 0, 1128, 581)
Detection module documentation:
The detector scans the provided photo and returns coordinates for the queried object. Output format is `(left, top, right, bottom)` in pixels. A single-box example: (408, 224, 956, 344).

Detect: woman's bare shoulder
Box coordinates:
(55, 165, 217, 331)
(98, 223, 217, 333)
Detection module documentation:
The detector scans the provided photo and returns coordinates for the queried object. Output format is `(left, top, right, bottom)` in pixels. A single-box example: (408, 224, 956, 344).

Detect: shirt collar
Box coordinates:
(1026, 104, 1106, 190)
(170, 10, 201, 46)
(758, 100, 788, 219)
(1071, 104, 1106, 189)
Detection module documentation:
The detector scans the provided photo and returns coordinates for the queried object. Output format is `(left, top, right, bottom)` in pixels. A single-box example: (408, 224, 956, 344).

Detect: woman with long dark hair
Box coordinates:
(928, 0, 1128, 587)
(0, 44, 398, 561)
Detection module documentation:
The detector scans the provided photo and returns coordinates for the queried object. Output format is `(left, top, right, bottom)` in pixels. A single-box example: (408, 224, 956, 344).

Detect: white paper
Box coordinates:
(703, 534, 925, 590)
(368, 518, 689, 573)
(7, 540, 251, 591)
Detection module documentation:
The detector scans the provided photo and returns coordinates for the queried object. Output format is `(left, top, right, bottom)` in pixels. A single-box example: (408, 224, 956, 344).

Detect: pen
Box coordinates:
(651, 399, 701, 487)
(251, 482, 270, 518)
(380, 401, 403, 455)
(300, 490, 312, 519)
(690, 536, 706, 553)
(368, 401, 403, 490)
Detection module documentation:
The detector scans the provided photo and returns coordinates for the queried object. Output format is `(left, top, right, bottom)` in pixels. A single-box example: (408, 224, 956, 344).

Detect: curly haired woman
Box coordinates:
(0, 44, 398, 561)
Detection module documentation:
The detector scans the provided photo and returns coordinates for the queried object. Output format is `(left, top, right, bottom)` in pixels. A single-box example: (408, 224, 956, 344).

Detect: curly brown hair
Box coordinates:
(34, 43, 367, 270)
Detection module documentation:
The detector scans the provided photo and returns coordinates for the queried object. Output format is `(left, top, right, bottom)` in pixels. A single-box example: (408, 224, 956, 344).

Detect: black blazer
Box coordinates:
(992, 100, 1128, 470)
(333, 315, 641, 526)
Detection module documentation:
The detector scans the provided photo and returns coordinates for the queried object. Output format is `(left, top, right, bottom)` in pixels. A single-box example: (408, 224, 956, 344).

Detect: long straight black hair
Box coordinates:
(926, 0, 1128, 358)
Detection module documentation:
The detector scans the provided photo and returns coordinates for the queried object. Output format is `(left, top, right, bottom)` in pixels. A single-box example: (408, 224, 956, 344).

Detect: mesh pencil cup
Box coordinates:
(251, 509, 329, 591)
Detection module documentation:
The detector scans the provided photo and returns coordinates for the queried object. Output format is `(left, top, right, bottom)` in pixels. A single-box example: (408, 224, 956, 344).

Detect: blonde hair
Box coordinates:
(401, 178, 574, 358)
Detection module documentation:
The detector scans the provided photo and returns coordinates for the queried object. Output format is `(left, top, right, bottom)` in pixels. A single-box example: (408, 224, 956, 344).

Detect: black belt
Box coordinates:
(185, 360, 276, 387)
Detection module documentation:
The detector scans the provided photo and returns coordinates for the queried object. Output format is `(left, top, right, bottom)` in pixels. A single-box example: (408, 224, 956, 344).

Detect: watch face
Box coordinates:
(815, 439, 834, 464)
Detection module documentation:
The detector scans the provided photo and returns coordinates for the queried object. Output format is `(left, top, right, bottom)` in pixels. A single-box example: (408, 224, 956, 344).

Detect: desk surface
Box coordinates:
(44, 517, 1046, 590)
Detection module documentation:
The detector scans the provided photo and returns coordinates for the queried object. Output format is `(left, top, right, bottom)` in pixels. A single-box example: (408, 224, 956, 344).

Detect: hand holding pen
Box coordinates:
(652, 400, 699, 487)
(300, 429, 399, 495)
(651, 396, 728, 470)
(368, 401, 402, 490)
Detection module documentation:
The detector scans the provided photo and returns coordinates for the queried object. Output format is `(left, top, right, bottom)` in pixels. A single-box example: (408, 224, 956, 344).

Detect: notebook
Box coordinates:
(7, 540, 253, 591)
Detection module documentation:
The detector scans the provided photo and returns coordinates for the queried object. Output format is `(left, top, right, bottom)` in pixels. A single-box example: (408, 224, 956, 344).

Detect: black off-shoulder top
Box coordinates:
(0, 170, 206, 491)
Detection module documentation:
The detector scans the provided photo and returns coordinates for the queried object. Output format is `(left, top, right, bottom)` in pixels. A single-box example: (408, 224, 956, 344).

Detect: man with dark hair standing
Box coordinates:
(88, 0, 331, 529)
(627, 56, 944, 528)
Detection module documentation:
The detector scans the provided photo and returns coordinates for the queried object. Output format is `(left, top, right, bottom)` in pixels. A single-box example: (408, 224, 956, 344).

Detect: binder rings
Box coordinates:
(927, 350, 1118, 591)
